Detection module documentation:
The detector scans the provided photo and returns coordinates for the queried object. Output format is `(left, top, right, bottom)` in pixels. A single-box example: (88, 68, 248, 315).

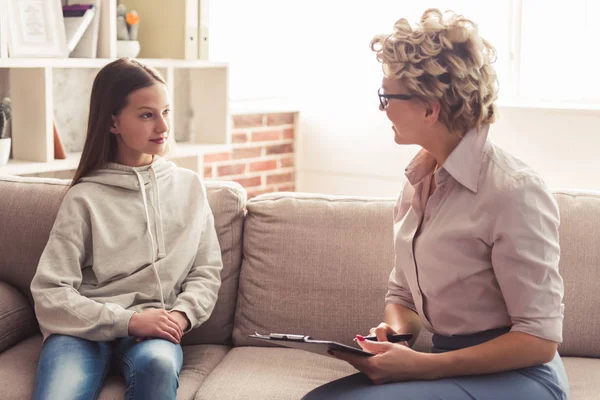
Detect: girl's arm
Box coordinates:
(170, 186, 223, 333)
(31, 193, 136, 341)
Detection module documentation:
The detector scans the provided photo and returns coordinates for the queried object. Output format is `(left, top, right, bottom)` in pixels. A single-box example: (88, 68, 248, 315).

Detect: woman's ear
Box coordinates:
(424, 102, 440, 125)
(110, 115, 119, 134)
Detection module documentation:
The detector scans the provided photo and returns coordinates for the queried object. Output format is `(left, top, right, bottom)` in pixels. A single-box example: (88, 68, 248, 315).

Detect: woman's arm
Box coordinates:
(382, 303, 421, 343)
(429, 331, 557, 379)
(335, 330, 557, 383)
(334, 177, 563, 383)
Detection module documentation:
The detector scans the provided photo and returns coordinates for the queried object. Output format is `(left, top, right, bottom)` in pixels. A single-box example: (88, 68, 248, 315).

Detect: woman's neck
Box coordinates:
(421, 124, 463, 168)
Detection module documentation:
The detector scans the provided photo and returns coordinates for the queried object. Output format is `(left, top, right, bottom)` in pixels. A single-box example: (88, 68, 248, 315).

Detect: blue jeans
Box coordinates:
(33, 334, 183, 400)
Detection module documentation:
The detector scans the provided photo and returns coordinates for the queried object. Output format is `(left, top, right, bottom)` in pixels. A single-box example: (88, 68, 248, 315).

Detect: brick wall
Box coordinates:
(203, 112, 297, 199)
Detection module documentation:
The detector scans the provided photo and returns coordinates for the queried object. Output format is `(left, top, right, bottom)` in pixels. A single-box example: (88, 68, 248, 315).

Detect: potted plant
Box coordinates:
(0, 97, 11, 167)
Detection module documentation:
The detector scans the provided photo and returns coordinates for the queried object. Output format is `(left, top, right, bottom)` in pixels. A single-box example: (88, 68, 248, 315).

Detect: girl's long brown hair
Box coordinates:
(71, 58, 167, 186)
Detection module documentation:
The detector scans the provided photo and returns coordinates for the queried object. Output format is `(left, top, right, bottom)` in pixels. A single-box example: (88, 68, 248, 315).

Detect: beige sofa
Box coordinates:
(0, 176, 598, 400)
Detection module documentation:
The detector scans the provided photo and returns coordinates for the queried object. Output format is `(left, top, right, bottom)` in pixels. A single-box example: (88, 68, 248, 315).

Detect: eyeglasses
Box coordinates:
(378, 87, 416, 109)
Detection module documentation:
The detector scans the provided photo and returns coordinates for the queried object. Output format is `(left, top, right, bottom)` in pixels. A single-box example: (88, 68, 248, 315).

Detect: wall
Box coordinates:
(203, 112, 296, 198)
(296, 101, 600, 198)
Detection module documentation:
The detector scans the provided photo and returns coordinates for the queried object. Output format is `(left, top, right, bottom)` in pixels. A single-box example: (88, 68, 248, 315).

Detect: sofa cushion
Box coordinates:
(195, 347, 357, 400)
(0, 282, 37, 352)
(0, 335, 39, 400)
(233, 193, 397, 348)
(554, 191, 600, 357)
(0, 334, 230, 400)
(183, 181, 246, 345)
(562, 357, 600, 400)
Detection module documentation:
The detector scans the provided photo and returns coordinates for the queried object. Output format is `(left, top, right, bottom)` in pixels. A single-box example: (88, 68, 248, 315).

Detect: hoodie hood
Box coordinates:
(80, 156, 176, 190)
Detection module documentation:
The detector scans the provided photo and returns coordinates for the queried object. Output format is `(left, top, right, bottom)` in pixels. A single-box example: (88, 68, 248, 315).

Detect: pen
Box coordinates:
(353, 333, 411, 343)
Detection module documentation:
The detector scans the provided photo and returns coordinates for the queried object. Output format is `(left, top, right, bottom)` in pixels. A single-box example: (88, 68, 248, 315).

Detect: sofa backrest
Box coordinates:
(231, 193, 413, 347)
(234, 190, 600, 357)
(0, 176, 246, 346)
(554, 190, 600, 357)
(0, 177, 69, 296)
(183, 181, 246, 345)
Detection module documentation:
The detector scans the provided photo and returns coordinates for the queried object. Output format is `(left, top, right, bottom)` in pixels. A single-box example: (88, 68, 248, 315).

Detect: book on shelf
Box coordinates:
(53, 121, 66, 160)
(67, 0, 102, 58)
(63, 4, 96, 54)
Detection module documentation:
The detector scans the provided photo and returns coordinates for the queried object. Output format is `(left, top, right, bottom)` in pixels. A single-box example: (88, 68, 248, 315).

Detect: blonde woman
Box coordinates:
(304, 9, 569, 400)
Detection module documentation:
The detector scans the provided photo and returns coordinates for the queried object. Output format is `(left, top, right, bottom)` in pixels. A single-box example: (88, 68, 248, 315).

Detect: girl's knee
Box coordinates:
(139, 353, 178, 376)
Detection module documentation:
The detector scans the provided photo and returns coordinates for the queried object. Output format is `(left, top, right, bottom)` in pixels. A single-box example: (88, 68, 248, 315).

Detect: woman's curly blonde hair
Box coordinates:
(371, 9, 498, 134)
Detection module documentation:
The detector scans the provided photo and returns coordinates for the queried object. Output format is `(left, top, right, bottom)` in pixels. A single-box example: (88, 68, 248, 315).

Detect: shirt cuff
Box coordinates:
(384, 295, 417, 313)
(113, 308, 136, 338)
(170, 304, 198, 334)
(510, 317, 563, 344)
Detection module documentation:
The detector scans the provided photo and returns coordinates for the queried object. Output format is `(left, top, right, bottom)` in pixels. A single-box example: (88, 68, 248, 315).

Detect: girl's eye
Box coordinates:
(141, 113, 153, 119)
(162, 109, 170, 116)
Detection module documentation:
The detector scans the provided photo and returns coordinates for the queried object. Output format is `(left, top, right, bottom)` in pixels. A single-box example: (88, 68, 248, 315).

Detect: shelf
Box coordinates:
(0, 143, 232, 177)
(0, 152, 80, 176)
(0, 1, 227, 177)
(0, 58, 227, 69)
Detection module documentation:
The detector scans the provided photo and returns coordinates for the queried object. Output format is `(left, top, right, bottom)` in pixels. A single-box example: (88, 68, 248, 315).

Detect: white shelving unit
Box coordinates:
(0, 0, 227, 177)
(0, 143, 231, 177)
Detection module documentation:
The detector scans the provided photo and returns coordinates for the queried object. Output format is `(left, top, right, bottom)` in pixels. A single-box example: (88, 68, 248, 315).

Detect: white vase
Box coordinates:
(0, 138, 10, 166)
(116, 40, 141, 58)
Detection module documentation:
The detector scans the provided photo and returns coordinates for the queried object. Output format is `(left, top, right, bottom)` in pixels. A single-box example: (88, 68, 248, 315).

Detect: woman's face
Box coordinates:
(380, 77, 429, 146)
(111, 83, 171, 167)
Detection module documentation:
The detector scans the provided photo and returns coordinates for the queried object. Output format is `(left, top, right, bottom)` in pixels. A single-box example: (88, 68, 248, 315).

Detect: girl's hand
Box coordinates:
(330, 336, 435, 384)
(128, 309, 183, 344)
(168, 310, 190, 332)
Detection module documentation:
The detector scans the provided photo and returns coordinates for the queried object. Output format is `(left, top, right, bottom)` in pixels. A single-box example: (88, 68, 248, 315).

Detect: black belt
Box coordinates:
(431, 326, 511, 353)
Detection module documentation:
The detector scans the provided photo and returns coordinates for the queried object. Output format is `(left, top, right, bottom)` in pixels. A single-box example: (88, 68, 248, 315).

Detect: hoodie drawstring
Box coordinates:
(149, 167, 167, 259)
(134, 168, 166, 309)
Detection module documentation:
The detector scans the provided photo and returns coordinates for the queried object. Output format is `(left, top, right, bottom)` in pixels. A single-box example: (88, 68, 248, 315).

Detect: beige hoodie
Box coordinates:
(31, 157, 223, 341)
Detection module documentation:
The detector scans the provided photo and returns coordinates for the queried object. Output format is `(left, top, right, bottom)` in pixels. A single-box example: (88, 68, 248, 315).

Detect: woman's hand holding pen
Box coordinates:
(128, 309, 183, 344)
(369, 322, 409, 347)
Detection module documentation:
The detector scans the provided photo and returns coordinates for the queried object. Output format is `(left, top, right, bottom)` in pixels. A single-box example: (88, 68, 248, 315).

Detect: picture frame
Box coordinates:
(0, 0, 8, 58)
(7, 0, 68, 58)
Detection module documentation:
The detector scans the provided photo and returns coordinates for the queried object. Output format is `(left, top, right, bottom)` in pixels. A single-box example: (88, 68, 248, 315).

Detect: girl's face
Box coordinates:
(111, 83, 171, 167)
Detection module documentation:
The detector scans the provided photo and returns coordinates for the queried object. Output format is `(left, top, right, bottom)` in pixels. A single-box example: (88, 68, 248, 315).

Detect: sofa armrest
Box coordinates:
(0, 282, 37, 353)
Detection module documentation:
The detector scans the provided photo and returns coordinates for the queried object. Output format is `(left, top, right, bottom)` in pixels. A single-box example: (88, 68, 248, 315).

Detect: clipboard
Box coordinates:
(249, 332, 384, 358)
